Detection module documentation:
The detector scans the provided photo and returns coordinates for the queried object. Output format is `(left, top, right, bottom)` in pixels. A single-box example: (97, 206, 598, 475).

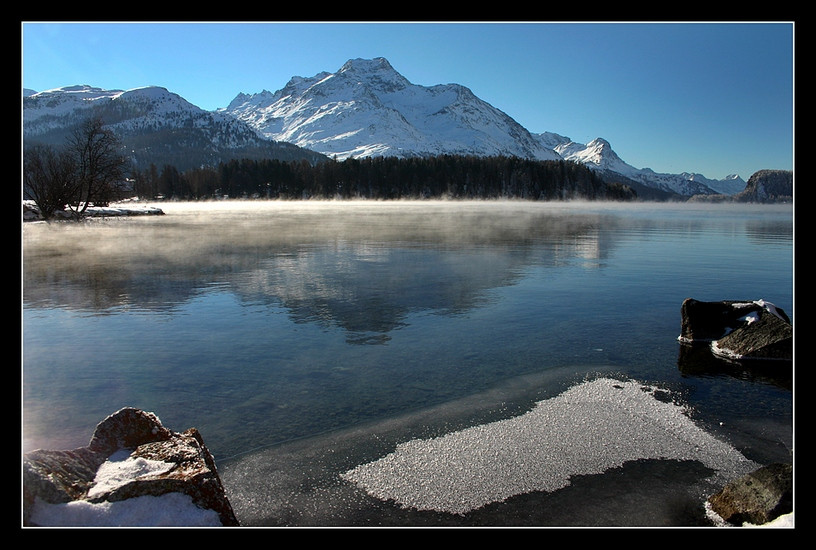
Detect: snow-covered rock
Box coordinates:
(707, 463, 792, 526)
(677, 297, 792, 362)
(23, 407, 239, 527)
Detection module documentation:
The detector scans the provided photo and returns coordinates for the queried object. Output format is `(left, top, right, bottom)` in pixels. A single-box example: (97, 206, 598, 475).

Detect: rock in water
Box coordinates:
(678, 298, 792, 362)
(23, 407, 239, 526)
(708, 463, 792, 525)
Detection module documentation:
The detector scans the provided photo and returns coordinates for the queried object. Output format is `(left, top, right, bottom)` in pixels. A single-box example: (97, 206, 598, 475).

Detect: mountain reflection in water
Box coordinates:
(23, 201, 616, 336)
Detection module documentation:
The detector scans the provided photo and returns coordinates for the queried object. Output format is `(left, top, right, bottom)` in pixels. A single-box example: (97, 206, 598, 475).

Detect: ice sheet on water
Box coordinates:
(340, 377, 759, 515)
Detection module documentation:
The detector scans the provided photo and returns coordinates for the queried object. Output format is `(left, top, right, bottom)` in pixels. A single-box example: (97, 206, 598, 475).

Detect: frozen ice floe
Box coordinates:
(341, 377, 759, 515)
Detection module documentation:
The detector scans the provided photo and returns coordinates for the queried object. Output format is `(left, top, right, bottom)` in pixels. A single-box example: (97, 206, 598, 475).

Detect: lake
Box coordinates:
(22, 200, 793, 526)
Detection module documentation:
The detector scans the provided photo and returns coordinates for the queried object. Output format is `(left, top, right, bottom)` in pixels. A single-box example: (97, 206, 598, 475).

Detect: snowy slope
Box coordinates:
(554, 138, 636, 176)
(223, 57, 561, 162)
(24, 85, 127, 135)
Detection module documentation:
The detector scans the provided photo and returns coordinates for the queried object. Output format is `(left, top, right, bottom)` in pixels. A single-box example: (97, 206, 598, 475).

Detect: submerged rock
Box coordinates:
(23, 407, 239, 527)
(678, 298, 792, 362)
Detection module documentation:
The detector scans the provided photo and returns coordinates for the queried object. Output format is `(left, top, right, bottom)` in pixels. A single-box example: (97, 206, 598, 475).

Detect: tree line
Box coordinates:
(24, 118, 636, 219)
(132, 155, 636, 202)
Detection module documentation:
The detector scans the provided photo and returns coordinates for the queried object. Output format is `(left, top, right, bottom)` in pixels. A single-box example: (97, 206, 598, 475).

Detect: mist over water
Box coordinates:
(22, 200, 793, 525)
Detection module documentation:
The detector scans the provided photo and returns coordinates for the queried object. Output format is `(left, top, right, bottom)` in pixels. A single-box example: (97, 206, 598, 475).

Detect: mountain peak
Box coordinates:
(336, 57, 409, 92)
(221, 56, 560, 161)
(31, 84, 123, 100)
(584, 138, 623, 164)
(339, 57, 395, 74)
(586, 137, 612, 149)
(343, 56, 384, 67)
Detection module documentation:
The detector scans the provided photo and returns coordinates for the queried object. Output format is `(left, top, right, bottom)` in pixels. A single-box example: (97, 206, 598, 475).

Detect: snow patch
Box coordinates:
(30, 493, 222, 527)
(86, 449, 174, 499)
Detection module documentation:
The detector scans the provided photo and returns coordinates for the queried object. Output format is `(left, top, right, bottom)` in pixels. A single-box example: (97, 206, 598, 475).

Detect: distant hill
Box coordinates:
(735, 170, 792, 202)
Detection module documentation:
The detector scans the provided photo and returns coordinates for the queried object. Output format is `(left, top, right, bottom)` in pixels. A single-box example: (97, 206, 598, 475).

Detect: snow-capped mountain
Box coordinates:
(23, 85, 326, 172)
(23, 58, 748, 197)
(223, 57, 561, 163)
(224, 58, 743, 196)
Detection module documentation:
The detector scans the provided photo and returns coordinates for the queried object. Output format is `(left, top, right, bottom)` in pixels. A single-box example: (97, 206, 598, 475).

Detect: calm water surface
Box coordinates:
(22, 200, 793, 526)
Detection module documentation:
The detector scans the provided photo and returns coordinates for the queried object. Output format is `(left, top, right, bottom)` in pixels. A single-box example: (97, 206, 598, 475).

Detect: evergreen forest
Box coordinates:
(130, 155, 637, 202)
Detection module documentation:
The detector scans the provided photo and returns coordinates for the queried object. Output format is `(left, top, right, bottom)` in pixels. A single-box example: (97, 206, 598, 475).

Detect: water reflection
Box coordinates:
(24, 202, 623, 340)
(23, 201, 793, 343)
(677, 342, 792, 390)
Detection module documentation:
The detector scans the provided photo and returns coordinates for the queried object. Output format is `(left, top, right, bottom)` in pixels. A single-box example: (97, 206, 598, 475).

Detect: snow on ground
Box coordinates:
(30, 493, 222, 527)
(23, 199, 164, 221)
(746, 513, 793, 527)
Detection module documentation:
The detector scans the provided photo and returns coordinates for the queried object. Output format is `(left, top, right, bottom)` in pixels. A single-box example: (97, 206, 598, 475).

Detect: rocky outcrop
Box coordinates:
(23, 407, 239, 526)
(708, 463, 792, 526)
(733, 169, 792, 203)
(678, 298, 792, 362)
(688, 169, 792, 203)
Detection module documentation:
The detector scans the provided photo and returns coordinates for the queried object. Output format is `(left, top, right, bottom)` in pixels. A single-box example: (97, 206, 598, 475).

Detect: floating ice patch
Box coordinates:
(340, 378, 758, 515)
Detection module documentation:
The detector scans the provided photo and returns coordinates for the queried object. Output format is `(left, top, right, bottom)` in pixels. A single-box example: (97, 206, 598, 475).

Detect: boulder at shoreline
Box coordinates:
(23, 407, 239, 527)
(708, 462, 792, 526)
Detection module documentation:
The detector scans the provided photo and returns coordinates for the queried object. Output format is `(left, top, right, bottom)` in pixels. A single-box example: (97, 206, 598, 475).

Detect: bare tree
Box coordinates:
(23, 144, 79, 220)
(65, 117, 127, 216)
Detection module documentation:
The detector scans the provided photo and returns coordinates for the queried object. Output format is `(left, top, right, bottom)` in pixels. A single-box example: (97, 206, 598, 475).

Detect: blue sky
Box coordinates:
(22, 21, 793, 180)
